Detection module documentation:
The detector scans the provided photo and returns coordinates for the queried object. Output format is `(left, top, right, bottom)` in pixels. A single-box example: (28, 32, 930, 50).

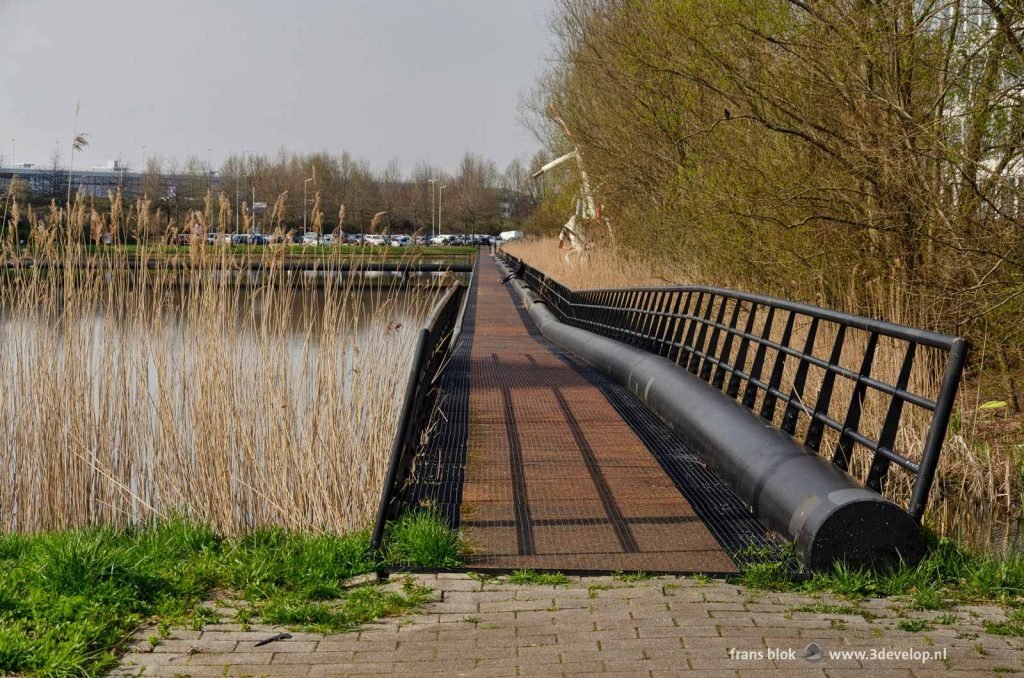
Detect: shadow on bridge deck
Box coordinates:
(406, 253, 782, 574)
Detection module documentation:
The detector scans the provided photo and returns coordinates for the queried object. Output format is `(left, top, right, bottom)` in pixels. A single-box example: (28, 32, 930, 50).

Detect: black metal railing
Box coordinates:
(499, 251, 968, 521)
(370, 278, 467, 552)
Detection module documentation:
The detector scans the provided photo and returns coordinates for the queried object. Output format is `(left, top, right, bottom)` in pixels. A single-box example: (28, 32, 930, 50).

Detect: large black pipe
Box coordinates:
(501, 263, 926, 569)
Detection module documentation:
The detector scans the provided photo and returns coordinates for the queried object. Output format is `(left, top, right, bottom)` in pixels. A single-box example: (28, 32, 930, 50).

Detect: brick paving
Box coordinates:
(461, 255, 733, 573)
(113, 573, 1024, 676)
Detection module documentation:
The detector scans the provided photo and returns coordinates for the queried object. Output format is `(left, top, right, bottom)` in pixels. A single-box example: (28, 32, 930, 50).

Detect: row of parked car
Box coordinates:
(177, 231, 522, 247)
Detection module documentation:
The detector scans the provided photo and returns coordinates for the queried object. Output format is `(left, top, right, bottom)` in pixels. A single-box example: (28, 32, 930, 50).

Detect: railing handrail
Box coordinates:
(498, 249, 968, 521)
(564, 284, 959, 350)
(370, 277, 467, 553)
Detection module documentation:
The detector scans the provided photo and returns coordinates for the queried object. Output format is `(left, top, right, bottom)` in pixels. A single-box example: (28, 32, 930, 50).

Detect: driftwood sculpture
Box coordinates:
(531, 108, 609, 265)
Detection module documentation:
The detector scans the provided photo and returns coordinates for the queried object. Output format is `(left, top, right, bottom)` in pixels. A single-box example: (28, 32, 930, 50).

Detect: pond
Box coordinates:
(0, 270, 446, 535)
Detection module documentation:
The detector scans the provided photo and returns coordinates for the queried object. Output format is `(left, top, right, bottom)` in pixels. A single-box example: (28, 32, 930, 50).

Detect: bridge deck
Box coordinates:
(459, 255, 736, 572)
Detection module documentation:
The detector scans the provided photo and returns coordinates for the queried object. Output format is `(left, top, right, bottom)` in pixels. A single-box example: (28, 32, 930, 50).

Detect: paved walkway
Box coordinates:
(460, 255, 733, 573)
(115, 573, 1024, 676)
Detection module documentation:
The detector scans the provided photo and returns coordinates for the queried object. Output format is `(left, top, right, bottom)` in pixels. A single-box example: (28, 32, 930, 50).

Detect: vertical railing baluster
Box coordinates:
(658, 292, 684, 358)
(866, 342, 917, 493)
(759, 311, 797, 422)
(699, 297, 729, 382)
(713, 299, 742, 390)
(742, 306, 776, 410)
(639, 291, 663, 352)
(679, 292, 705, 368)
(781, 317, 820, 434)
(833, 332, 879, 471)
(727, 302, 759, 399)
(687, 295, 716, 374)
(805, 324, 846, 453)
(668, 291, 694, 364)
(648, 291, 671, 355)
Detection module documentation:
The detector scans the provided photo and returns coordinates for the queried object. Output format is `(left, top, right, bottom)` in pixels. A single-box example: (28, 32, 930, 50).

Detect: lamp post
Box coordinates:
(303, 177, 313, 233)
(139, 145, 146, 197)
(207, 148, 213, 231)
(235, 172, 247, 232)
(428, 178, 437, 238)
(438, 184, 447, 238)
(10, 138, 15, 167)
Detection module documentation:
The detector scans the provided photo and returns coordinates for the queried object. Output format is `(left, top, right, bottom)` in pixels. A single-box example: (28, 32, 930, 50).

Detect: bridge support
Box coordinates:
(501, 264, 926, 570)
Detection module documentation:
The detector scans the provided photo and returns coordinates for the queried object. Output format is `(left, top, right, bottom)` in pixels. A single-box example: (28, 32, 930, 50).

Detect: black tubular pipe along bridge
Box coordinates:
(497, 250, 968, 567)
(370, 277, 468, 554)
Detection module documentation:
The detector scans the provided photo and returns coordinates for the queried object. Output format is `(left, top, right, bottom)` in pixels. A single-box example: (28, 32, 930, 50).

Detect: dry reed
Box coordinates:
(0, 190, 442, 535)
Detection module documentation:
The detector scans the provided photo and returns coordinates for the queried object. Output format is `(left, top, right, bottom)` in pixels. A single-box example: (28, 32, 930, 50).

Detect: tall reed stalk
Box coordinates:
(0, 191, 440, 534)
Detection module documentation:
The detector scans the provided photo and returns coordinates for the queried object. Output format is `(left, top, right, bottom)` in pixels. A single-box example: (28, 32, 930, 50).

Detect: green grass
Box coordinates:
(792, 602, 877, 621)
(897, 618, 932, 632)
(982, 608, 1024, 637)
(0, 510, 461, 676)
(505, 570, 571, 587)
(383, 509, 463, 568)
(734, 537, 1024, 606)
(612, 571, 650, 582)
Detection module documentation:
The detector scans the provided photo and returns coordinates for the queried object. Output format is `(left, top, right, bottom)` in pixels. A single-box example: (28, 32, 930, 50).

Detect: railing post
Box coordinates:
(908, 338, 968, 521)
(370, 328, 430, 553)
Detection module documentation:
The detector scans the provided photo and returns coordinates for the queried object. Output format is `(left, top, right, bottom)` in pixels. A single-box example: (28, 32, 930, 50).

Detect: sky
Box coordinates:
(0, 0, 555, 175)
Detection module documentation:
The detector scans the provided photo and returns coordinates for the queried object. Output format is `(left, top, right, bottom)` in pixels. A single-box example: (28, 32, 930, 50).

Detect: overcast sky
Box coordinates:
(0, 0, 555, 175)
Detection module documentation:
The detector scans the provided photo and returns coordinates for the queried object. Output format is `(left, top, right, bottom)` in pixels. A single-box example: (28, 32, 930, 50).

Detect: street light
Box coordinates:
(207, 148, 214, 231)
(236, 172, 248, 232)
(303, 177, 314, 233)
(236, 151, 249, 233)
(428, 178, 437, 238)
(438, 184, 447, 238)
(9, 138, 14, 167)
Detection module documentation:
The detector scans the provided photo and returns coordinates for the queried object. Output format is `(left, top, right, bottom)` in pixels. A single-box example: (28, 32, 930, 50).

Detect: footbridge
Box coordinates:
(373, 251, 968, 573)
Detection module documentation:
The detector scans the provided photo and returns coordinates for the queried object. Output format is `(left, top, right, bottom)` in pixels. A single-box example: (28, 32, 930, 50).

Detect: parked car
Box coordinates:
(390, 234, 411, 247)
(301, 232, 320, 246)
(231, 233, 253, 245)
(319, 233, 336, 246)
(499, 230, 525, 243)
(345, 233, 363, 244)
(430, 234, 452, 246)
(364, 234, 388, 246)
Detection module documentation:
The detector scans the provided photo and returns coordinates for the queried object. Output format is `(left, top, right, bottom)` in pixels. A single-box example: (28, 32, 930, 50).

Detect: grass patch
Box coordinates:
(0, 511, 460, 676)
(792, 602, 877, 621)
(506, 570, 571, 587)
(734, 537, 1024, 607)
(256, 577, 432, 634)
(612, 571, 650, 582)
(383, 509, 462, 569)
(983, 620, 1024, 637)
(897, 618, 932, 632)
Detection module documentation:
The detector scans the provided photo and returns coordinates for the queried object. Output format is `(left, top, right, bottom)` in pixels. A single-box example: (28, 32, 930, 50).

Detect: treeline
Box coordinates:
(7, 148, 553, 239)
(527, 0, 1024, 402)
(154, 150, 544, 235)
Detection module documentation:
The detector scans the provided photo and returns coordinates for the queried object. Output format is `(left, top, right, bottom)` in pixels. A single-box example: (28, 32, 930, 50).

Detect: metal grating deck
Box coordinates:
(403, 253, 784, 573)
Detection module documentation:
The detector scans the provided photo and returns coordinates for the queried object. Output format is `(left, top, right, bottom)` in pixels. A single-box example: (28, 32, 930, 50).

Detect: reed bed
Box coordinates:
(0, 192, 443, 535)
(505, 239, 1021, 547)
